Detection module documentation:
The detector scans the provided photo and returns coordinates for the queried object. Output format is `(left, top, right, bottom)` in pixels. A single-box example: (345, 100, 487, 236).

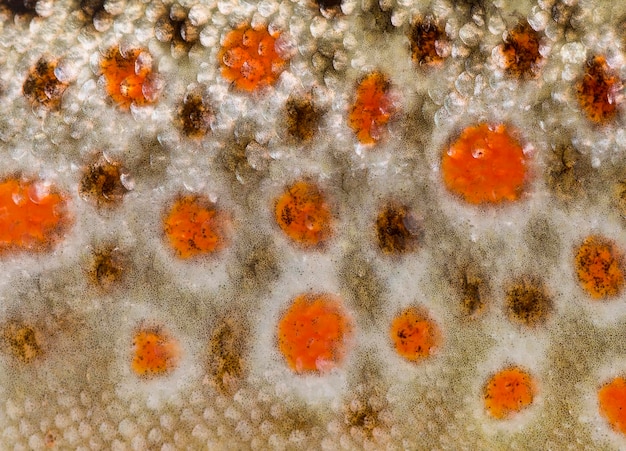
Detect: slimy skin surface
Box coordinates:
(3, 0, 626, 449)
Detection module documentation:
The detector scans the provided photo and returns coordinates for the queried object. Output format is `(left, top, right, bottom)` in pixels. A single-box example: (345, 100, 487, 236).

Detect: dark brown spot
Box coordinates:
(208, 319, 247, 393)
(546, 143, 590, 202)
(505, 277, 552, 326)
(314, 0, 342, 13)
(376, 204, 421, 254)
(461, 272, 484, 317)
(89, 246, 125, 290)
(552, 0, 575, 27)
(0, 0, 38, 15)
(22, 58, 69, 110)
(80, 156, 128, 208)
(155, 5, 200, 56)
(577, 55, 622, 124)
(501, 21, 542, 79)
(178, 89, 213, 138)
(409, 17, 448, 66)
(286, 96, 322, 142)
(3, 322, 43, 363)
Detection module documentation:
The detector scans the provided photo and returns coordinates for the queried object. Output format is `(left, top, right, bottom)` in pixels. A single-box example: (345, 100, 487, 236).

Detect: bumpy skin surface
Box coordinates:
(4, 0, 626, 449)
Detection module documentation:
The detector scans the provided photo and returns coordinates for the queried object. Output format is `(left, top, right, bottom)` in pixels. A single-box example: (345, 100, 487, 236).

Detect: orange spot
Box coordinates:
(131, 327, 180, 378)
(100, 47, 161, 109)
(574, 235, 624, 299)
(599, 377, 626, 435)
(500, 21, 543, 79)
(277, 293, 353, 374)
(274, 180, 333, 248)
(441, 123, 528, 204)
(163, 195, 230, 259)
(390, 307, 440, 362)
(0, 177, 70, 253)
(217, 25, 288, 92)
(484, 367, 536, 419)
(348, 72, 396, 144)
(577, 56, 622, 124)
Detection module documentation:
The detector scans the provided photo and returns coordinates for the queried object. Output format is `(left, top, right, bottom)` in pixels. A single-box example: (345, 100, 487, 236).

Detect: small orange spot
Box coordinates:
(277, 293, 353, 374)
(484, 367, 536, 419)
(163, 195, 230, 259)
(599, 377, 626, 435)
(574, 235, 624, 300)
(390, 307, 440, 362)
(100, 47, 162, 109)
(348, 72, 396, 144)
(44, 430, 57, 448)
(131, 327, 180, 378)
(217, 25, 288, 92)
(441, 123, 528, 204)
(274, 180, 333, 248)
(500, 21, 543, 79)
(0, 177, 70, 253)
(577, 56, 622, 124)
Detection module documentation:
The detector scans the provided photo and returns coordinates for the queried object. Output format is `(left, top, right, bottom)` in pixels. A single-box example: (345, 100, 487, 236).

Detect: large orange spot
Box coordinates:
(574, 235, 624, 300)
(100, 47, 162, 109)
(217, 25, 288, 92)
(0, 177, 69, 253)
(163, 195, 230, 259)
(348, 72, 396, 144)
(441, 123, 528, 204)
(484, 367, 536, 419)
(390, 307, 440, 362)
(577, 56, 622, 125)
(131, 328, 180, 378)
(274, 180, 333, 248)
(599, 377, 626, 435)
(277, 293, 353, 374)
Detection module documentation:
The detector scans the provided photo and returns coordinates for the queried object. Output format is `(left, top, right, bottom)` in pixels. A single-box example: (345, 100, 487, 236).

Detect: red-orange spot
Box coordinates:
(0, 177, 70, 253)
(100, 47, 161, 109)
(574, 235, 625, 300)
(278, 293, 353, 374)
(577, 56, 622, 124)
(131, 327, 180, 378)
(163, 195, 230, 259)
(348, 72, 396, 144)
(484, 367, 536, 419)
(390, 307, 440, 362)
(217, 25, 288, 92)
(599, 377, 626, 435)
(441, 123, 528, 204)
(274, 180, 333, 248)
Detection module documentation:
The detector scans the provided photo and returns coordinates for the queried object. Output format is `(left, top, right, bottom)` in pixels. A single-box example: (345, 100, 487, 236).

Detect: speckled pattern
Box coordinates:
(2, 0, 626, 449)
